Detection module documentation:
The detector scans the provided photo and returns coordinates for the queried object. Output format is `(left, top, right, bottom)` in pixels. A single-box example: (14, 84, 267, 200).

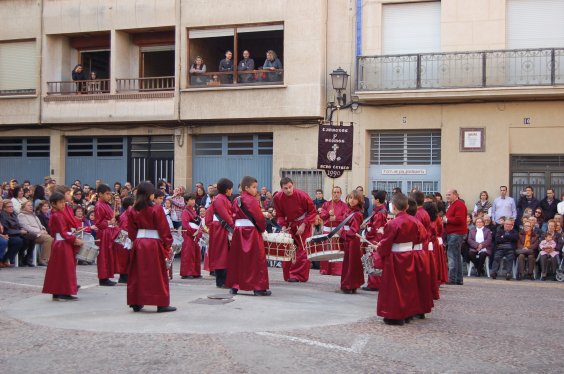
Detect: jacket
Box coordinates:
(467, 227, 493, 255)
(445, 199, 468, 235)
(18, 211, 46, 236)
(517, 231, 539, 253)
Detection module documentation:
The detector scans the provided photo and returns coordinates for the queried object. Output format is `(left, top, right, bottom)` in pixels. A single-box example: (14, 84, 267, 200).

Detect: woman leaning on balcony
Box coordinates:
(72, 64, 88, 94)
(262, 50, 282, 82)
(189, 56, 207, 86)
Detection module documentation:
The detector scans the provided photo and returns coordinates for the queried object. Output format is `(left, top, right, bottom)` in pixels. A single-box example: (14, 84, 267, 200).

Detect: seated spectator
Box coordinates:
(262, 190, 273, 210)
(262, 50, 283, 82)
(32, 185, 46, 210)
(539, 233, 559, 281)
(74, 206, 86, 228)
(0, 221, 7, 266)
(72, 64, 88, 93)
(190, 56, 208, 86)
(491, 218, 519, 280)
(1, 200, 35, 266)
(467, 217, 493, 276)
(18, 200, 52, 266)
(83, 209, 97, 239)
(528, 216, 543, 236)
(532, 208, 545, 231)
(519, 214, 530, 231)
(483, 214, 496, 235)
(265, 208, 281, 233)
(473, 191, 492, 219)
(516, 221, 539, 280)
(23, 187, 32, 200)
(219, 50, 234, 84)
(543, 219, 560, 243)
(71, 189, 84, 208)
(238, 50, 255, 83)
(35, 201, 50, 235)
(11, 186, 28, 214)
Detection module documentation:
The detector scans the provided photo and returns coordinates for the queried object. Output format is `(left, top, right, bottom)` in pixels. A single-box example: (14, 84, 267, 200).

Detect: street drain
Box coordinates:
(191, 298, 234, 305)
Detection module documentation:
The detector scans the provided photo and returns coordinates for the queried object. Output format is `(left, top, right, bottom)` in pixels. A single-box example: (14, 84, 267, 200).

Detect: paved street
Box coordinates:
(1, 261, 563, 374)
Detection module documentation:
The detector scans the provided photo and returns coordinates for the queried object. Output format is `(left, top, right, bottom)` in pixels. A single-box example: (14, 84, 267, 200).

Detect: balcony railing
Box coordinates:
(116, 77, 175, 92)
(188, 69, 284, 87)
(357, 48, 564, 91)
(46, 80, 111, 95)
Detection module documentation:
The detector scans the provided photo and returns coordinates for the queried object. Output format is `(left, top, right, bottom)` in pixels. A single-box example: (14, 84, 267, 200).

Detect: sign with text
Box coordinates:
(382, 169, 427, 175)
(317, 124, 353, 179)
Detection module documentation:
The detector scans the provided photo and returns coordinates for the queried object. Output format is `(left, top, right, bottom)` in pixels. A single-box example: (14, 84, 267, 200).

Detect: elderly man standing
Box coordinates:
(443, 189, 468, 285)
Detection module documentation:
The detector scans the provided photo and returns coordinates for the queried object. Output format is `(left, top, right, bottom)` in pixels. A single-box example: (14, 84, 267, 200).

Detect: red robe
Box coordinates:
(42, 209, 78, 296)
(226, 192, 269, 291)
(339, 206, 364, 290)
(427, 219, 441, 299)
(95, 201, 117, 279)
(114, 208, 131, 275)
(273, 188, 316, 282)
(205, 194, 233, 271)
(63, 203, 81, 254)
(434, 217, 449, 284)
(377, 211, 425, 320)
(414, 207, 434, 313)
(366, 205, 387, 289)
(318, 199, 347, 276)
(180, 206, 201, 277)
(127, 204, 173, 307)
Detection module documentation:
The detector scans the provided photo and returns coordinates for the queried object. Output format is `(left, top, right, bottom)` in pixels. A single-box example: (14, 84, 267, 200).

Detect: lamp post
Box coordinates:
(329, 67, 349, 126)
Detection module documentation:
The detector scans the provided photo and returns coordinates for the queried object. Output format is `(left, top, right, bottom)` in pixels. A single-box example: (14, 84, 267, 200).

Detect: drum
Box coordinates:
(305, 233, 344, 261)
(75, 232, 99, 264)
(361, 242, 382, 276)
(172, 231, 183, 254)
(262, 232, 296, 262)
(114, 230, 128, 245)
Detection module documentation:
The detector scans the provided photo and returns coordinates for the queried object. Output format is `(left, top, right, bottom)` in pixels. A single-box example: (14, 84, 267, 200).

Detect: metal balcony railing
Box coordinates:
(46, 79, 111, 95)
(357, 48, 564, 91)
(116, 76, 175, 92)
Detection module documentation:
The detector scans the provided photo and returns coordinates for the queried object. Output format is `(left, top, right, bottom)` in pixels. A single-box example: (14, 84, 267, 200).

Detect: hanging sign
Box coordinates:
(317, 123, 353, 179)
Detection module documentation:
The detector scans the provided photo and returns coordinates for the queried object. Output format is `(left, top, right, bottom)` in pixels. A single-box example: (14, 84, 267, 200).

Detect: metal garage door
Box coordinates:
(129, 135, 174, 187)
(192, 134, 273, 191)
(368, 131, 441, 196)
(511, 155, 564, 199)
(65, 137, 127, 186)
(0, 138, 50, 185)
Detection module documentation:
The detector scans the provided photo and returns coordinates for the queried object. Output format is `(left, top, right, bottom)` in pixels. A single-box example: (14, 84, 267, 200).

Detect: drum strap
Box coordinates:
(213, 213, 234, 234)
(236, 197, 262, 231)
(327, 212, 356, 239)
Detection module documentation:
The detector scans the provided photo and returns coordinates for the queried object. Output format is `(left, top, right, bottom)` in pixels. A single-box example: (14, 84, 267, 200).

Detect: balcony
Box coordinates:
(356, 48, 564, 103)
(116, 77, 175, 92)
(188, 69, 284, 88)
(46, 79, 111, 95)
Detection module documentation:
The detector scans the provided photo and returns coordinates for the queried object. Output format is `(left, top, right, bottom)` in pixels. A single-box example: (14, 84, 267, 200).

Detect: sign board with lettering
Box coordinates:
(317, 124, 353, 179)
(381, 169, 427, 175)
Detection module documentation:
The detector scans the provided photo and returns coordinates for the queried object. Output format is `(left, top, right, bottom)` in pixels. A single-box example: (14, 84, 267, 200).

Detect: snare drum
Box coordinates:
(114, 230, 129, 245)
(262, 232, 296, 262)
(305, 234, 344, 261)
(172, 231, 184, 254)
(75, 232, 99, 264)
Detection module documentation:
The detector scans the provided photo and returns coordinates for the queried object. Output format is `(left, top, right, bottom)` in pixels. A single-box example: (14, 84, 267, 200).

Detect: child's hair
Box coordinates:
(49, 192, 65, 205)
(545, 233, 553, 240)
(154, 190, 165, 199)
(54, 185, 71, 194)
(240, 176, 257, 190)
(184, 193, 196, 203)
(372, 190, 387, 204)
(97, 184, 111, 194)
(217, 178, 234, 194)
(347, 190, 364, 212)
(74, 206, 84, 215)
(134, 181, 155, 211)
(122, 196, 134, 210)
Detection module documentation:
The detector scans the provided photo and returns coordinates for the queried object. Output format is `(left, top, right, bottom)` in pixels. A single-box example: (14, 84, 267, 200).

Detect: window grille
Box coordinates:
(370, 131, 441, 165)
(280, 169, 323, 198)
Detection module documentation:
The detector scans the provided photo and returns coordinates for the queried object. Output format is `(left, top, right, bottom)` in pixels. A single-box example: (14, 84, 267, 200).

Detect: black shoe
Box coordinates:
(230, 288, 238, 295)
(57, 295, 78, 301)
(118, 275, 128, 283)
(193, 275, 202, 279)
(456, 282, 463, 285)
(253, 290, 272, 296)
(216, 284, 227, 289)
(415, 314, 426, 319)
(505, 273, 512, 281)
(130, 305, 144, 312)
(181, 276, 192, 279)
(25, 261, 36, 267)
(404, 317, 413, 324)
(99, 279, 116, 286)
(38, 262, 48, 266)
(157, 306, 177, 313)
(52, 295, 60, 300)
(516, 274, 522, 281)
(77, 285, 81, 290)
(491, 273, 497, 280)
(361, 286, 379, 291)
(383, 318, 405, 326)
(210, 271, 216, 276)
(287, 278, 299, 283)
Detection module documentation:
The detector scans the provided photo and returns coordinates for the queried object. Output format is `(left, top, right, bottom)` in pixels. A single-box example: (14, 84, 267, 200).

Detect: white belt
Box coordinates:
(55, 233, 65, 241)
(235, 219, 254, 227)
(413, 244, 422, 251)
(291, 213, 306, 223)
(392, 242, 413, 253)
(189, 222, 199, 230)
(438, 238, 443, 245)
(343, 226, 350, 231)
(322, 225, 333, 233)
(108, 225, 115, 228)
(428, 242, 434, 251)
(137, 229, 160, 239)
(213, 215, 219, 222)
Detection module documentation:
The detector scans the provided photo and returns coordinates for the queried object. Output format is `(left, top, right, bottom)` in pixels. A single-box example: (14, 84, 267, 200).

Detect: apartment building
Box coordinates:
(1, 0, 564, 201)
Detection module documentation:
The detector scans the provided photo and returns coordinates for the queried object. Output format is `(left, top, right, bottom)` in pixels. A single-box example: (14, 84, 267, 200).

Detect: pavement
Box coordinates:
(0, 261, 563, 373)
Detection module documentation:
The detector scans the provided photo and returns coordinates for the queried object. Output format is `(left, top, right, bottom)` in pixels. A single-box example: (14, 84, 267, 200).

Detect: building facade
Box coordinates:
(1, 0, 564, 203)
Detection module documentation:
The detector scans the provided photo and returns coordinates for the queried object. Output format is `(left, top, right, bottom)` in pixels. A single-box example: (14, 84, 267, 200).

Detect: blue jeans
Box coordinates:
(447, 233, 464, 284)
(0, 236, 7, 260)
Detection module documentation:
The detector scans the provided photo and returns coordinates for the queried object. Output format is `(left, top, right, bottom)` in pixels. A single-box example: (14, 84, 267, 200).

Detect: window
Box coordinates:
(97, 137, 124, 157)
(0, 138, 49, 158)
(193, 134, 273, 156)
(280, 169, 323, 198)
(511, 155, 564, 198)
(188, 24, 284, 87)
(506, 0, 564, 49)
(0, 40, 37, 95)
(370, 132, 441, 165)
(0, 139, 23, 157)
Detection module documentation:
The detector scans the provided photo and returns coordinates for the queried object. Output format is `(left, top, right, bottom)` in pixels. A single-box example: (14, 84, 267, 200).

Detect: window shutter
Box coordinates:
(0, 40, 36, 92)
(506, 0, 564, 49)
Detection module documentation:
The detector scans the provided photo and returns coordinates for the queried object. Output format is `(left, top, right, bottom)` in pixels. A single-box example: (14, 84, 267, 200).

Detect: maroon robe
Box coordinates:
(180, 206, 201, 277)
(427, 219, 441, 300)
(273, 188, 316, 282)
(205, 194, 233, 271)
(63, 203, 81, 254)
(114, 208, 131, 275)
(339, 206, 364, 290)
(318, 199, 347, 276)
(127, 204, 173, 307)
(414, 207, 434, 313)
(95, 201, 117, 279)
(226, 192, 269, 291)
(377, 211, 425, 320)
(434, 217, 449, 284)
(42, 209, 78, 296)
(366, 205, 387, 289)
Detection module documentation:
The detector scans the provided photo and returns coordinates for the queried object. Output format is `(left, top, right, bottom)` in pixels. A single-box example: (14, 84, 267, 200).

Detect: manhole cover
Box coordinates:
(190, 298, 234, 305)
(207, 294, 234, 300)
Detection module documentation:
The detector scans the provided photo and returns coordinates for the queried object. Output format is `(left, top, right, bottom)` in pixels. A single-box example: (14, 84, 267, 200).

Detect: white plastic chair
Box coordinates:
(467, 256, 490, 278)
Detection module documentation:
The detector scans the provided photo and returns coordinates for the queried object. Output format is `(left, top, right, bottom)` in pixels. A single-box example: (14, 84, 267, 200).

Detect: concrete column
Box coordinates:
(173, 128, 193, 189)
(112, 30, 132, 94)
(49, 130, 65, 184)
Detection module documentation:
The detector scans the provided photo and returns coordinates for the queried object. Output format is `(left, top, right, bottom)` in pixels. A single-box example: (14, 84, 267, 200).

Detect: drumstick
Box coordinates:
(355, 233, 378, 248)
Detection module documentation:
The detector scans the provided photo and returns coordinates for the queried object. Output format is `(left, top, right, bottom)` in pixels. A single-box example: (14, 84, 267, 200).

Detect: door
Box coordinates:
(129, 135, 175, 186)
(0, 137, 50, 185)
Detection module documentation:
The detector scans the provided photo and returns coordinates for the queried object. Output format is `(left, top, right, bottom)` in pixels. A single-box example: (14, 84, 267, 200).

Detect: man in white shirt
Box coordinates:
(491, 186, 517, 224)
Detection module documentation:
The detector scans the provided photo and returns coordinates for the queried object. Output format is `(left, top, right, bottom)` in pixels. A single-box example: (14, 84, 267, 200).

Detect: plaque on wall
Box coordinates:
(459, 128, 485, 152)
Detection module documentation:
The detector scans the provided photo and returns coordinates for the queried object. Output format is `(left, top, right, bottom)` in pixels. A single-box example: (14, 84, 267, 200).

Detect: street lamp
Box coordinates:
(330, 67, 349, 106)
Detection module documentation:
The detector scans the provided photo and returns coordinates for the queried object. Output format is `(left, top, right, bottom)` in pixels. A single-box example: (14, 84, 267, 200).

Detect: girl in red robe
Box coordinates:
(95, 184, 118, 286)
(127, 181, 175, 313)
(114, 197, 134, 284)
(364, 190, 388, 291)
(180, 193, 202, 279)
(339, 190, 365, 293)
(226, 176, 271, 296)
(42, 192, 83, 301)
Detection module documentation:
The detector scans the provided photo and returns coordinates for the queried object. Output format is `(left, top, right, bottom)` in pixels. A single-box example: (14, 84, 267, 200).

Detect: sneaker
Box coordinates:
(118, 275, 128, 283)
(253, 290, 272, 296)
(383, 318, 405, 326)
(287, 278, 299, 283)
(157, 306, 177, 313)
(57, 295, 78, 301)
(491, 273, 497, 280)
(230, 288, 238, 295)
(130, 305, 144, 312)
(505, 273, 512, 281)
(99, 279, 117, 286)
(361, 286, 379, 292)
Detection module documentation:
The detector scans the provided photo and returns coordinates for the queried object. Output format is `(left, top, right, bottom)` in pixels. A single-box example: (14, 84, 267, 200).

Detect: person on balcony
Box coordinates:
(238, 50, 255, 84)
(262, 50, 283, 82)
(189, 56, 207, 86)
(219, 50, 234, 84)
(72, 64, 88, 94)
